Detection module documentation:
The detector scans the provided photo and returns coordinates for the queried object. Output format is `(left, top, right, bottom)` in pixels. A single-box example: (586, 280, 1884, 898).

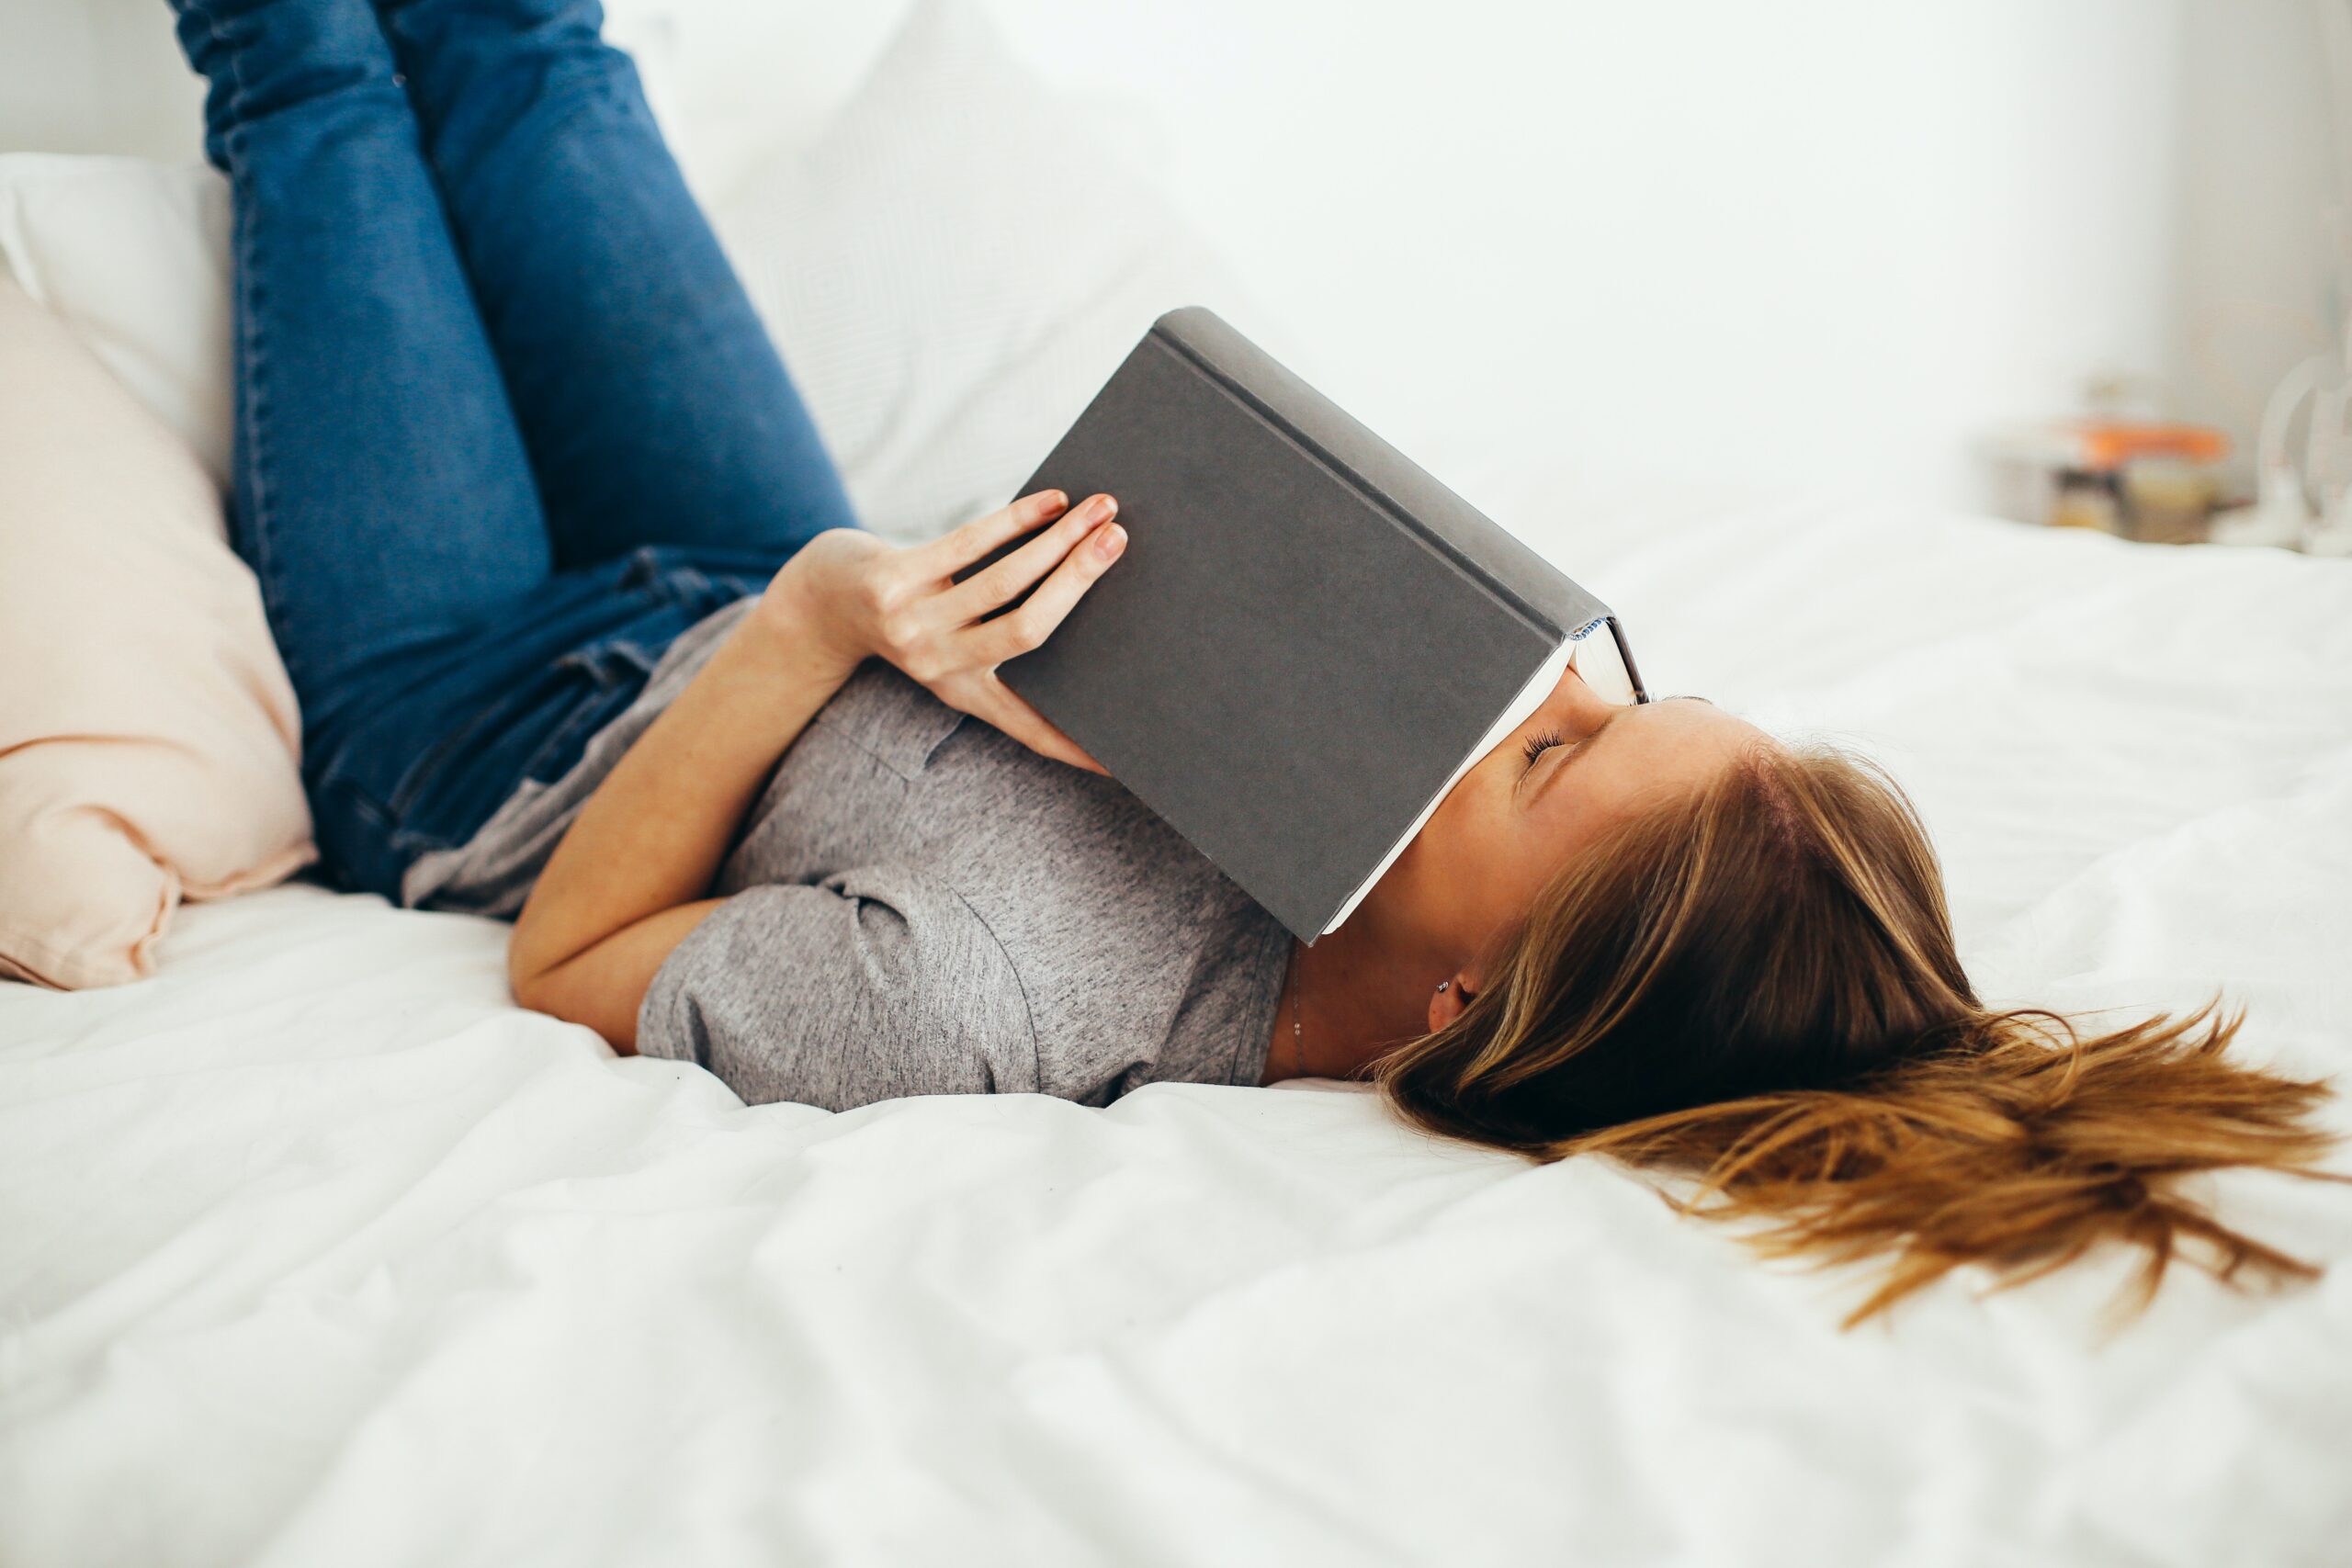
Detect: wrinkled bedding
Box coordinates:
(5, 497, 2349, 1567)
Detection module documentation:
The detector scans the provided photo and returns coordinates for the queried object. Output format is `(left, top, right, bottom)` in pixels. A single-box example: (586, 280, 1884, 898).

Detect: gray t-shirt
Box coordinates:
(402, 600, 1292, 1111)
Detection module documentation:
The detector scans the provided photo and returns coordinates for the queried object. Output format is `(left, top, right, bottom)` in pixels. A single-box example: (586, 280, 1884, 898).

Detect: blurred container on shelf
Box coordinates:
(1978, 417, 2233, 545)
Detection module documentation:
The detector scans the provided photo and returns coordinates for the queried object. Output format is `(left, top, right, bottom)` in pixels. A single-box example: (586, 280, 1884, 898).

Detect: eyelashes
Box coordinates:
(1521, 728, 1565, 769)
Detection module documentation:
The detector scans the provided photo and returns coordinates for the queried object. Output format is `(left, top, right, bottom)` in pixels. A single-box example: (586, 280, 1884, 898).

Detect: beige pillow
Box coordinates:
(0, 275, 312, 989)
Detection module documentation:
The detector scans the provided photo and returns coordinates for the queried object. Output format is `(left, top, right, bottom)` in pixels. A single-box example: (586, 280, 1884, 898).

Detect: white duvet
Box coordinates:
(5, 498, 2350, 1568)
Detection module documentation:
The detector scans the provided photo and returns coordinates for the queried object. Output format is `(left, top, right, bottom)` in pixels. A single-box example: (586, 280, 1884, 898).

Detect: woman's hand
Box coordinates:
(761, 489, 1126, 773)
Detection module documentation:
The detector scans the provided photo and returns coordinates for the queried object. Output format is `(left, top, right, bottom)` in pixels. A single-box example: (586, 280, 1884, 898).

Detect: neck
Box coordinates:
(1266, 905, 1444, 1083)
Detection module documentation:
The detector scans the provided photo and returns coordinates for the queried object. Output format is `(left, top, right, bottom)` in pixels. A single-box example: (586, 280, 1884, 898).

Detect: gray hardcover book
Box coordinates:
(998, 307, 1648, 942)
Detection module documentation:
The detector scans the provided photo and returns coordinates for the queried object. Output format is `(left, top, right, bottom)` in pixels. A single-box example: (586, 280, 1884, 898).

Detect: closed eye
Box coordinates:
(1521, 728, 1565, 770)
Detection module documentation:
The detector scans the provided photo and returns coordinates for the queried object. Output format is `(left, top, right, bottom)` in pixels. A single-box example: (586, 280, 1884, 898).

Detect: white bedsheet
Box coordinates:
(5, 499, 2350, 1567)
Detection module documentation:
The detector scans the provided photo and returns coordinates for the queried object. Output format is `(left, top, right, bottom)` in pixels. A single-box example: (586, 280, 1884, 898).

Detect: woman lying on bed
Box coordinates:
(173, 0, 2334, 1321)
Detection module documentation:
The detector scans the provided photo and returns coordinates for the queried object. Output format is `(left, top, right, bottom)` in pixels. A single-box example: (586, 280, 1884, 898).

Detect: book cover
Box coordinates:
(999, 307, 1645, 941)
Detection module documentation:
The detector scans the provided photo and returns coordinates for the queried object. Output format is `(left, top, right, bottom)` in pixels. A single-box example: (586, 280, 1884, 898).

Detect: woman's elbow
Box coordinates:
(506, 929, 559, 1010)
(507, 953, 643, 1055)
(509, 957, 555, 1015)
(507, 940, 576, 1021)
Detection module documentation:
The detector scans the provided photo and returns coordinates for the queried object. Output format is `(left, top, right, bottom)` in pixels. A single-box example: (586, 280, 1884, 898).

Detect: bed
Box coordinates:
(5, 484, 2349, 1566)
(7, 0, 2352, 1557)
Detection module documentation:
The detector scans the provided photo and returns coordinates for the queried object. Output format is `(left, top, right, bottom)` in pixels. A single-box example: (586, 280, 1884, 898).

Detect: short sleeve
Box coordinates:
(636, 868, 1037, 1111)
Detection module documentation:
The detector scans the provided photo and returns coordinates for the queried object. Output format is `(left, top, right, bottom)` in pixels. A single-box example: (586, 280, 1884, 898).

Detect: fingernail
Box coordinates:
(1090, 494, 1118, 523)
(1045, 490, 1068, 510)
(1098, 523, 1126, 558)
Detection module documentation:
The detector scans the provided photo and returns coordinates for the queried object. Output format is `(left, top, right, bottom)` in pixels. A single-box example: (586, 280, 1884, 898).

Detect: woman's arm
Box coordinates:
(509, 488, 1127, 1044)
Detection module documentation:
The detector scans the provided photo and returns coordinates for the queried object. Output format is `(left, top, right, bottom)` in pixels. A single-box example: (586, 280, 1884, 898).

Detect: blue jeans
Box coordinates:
(172, 0, 859, 899)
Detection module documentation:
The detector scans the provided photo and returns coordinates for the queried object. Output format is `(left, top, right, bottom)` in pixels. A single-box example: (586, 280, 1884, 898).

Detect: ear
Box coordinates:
(1426, 974, 1477, 1033)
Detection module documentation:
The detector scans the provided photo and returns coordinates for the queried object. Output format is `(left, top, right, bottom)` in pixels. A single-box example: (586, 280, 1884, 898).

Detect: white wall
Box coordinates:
(0, 0, 205, 163)
(4, 0, 2335, 517)
(2167, 0, 2339, 475)
(982, 0, 2199, 513)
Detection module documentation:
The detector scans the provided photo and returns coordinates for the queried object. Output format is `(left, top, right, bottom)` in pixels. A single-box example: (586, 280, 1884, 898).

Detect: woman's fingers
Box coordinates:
(919, 488, 1071, 578)
(857, 486, 1127, 774)
(970, 679, 1108, 773)
(977, 513, 1127, 664)
(939, 492, 1118, 622)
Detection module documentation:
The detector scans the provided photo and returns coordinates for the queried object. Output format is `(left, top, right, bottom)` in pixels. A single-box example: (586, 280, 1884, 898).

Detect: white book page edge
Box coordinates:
(1566, 621, 1636, 705)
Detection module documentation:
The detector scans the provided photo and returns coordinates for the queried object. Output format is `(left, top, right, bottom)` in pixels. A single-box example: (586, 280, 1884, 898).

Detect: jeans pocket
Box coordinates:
(520, 637, 662, 784)
(387, 684, 535, 821)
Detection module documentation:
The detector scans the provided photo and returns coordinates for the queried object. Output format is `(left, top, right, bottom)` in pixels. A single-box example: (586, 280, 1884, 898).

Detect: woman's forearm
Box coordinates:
(508, 599, 857, 1042)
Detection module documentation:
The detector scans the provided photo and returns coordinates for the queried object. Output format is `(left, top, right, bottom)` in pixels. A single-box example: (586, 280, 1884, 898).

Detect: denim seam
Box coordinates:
(211, 8, 413, 838)
(211, 10, 288, 683)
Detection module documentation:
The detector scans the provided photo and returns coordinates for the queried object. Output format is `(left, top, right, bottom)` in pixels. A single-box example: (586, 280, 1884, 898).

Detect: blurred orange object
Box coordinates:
(2064, 420, 2231, 469)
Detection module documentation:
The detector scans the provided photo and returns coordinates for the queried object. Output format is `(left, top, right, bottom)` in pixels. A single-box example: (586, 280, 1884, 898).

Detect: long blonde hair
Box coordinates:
(1375, 744, 2340, 1325)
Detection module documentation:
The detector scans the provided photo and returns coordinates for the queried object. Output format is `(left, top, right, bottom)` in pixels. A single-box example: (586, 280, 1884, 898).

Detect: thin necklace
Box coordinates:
(1289, 945, 1308, 1079)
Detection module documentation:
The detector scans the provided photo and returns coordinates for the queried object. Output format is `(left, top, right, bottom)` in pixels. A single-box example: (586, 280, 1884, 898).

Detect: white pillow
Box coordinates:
(710, 0, 1264, 545)
(0, 153, 235, 493)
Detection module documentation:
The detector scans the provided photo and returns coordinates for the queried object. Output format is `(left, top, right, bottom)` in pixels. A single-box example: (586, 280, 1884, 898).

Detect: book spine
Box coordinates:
(1146, 307, 1590, 642)
(1146, 314, 1557, 637)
